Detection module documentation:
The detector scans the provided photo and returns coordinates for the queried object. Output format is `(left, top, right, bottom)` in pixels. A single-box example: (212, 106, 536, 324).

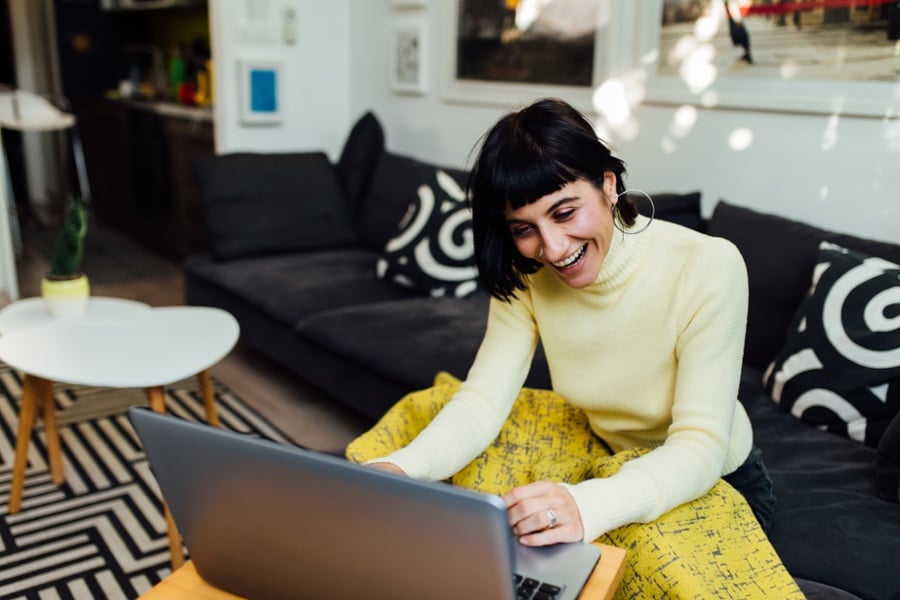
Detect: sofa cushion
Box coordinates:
(740, 366, 900, 599)
(355, 151, 469, 253)
(764, 242, 900, 448)
(336, 111, 385, 208)
(376, 168, 479, 298)
(877, 409, 900, 502)
(192, 152, 357, 260)
(295, 294, 552, 392)
(183, 249, 412, 327)
(628, 190, 703, 232)
(707, 201, 900, 371)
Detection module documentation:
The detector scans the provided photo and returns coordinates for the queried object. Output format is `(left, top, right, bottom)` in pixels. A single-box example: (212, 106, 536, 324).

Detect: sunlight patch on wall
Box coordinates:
(885, 118, 900, 151)
(661, 136, 677, 154)
(592, 69, 647, 142)
(822, 114, 840, 151)
(728, 127, 753, 151)
(680, 44, 718, 93)
(671, 105, 698, 138)
(593, 79, 630, 125)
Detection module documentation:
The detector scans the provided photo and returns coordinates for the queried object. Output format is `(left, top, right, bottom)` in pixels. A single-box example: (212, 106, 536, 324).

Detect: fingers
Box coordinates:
(502, 481, 584, 546)
(367, 461, 408, 476)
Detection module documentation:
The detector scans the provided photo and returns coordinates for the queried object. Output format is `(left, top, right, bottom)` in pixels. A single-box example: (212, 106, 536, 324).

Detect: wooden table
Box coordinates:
(140, 543, 627, 600)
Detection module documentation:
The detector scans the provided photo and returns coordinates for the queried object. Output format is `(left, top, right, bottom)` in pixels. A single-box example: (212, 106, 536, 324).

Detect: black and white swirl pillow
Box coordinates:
(376, 169, 479, 298)
(764, 241, 900, 447)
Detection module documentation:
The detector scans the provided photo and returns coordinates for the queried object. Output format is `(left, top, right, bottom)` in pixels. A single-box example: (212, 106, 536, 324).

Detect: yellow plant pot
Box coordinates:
(41, 274, 90, 317)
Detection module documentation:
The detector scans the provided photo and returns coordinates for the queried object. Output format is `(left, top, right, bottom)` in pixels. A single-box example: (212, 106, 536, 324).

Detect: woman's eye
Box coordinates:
(554, 208, 576, 221)
(511, 225, 533, 237)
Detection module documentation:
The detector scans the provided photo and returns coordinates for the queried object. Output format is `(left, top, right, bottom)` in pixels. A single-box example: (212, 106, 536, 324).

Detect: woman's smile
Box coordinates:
(550, 244, 587, 270)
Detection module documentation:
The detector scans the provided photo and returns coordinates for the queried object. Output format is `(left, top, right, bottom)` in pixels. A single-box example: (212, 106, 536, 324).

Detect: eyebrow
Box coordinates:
(505, 197, 577, 225)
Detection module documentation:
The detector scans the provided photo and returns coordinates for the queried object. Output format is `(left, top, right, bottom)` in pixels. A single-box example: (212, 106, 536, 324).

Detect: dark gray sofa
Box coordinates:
(184, 112, 900, 600)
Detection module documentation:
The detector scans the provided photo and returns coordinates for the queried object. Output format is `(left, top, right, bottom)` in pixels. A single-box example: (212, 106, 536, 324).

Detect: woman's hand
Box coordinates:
(367, 462, 408, 476)
(503, 480, 584, 546)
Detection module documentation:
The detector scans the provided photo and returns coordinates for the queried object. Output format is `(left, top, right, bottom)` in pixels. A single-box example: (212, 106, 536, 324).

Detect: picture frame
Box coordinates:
(390, 0, 428, 8)
(390, 25, 428, 95)
(638, 0, 900, 118)
(238, 60, 282, 125)
(436, 0, 620, 112)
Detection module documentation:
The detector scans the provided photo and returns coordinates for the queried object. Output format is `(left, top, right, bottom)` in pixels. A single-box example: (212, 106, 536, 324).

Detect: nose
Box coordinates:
(539, 228, 566, 261)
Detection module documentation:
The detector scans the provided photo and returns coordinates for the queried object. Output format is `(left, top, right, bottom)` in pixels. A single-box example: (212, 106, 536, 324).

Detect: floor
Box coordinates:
(2, 212, 372, 455)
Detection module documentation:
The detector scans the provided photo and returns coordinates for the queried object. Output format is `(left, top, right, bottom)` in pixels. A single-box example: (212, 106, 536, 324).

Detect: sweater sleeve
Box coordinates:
(563, 238, 751, 540)
(374, 293, 539, 480)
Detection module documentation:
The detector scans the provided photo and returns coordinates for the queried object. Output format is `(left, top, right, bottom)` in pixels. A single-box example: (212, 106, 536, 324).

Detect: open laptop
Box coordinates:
(129, 408, 602, 600)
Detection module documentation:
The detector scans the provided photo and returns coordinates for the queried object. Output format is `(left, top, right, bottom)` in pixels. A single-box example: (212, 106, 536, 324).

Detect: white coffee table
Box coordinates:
(0, 296, 240, 569)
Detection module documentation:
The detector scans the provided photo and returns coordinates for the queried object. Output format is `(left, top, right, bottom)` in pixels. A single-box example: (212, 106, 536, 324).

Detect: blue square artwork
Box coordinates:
(249, 68, 277, 113)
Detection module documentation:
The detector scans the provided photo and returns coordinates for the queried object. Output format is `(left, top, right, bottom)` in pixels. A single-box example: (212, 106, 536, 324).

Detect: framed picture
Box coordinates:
(436, 0, 621, 112)
(390, 25, 428, 94)
(238, 60, 282, 124)
(390, 0, 428, 8)
(639, 0, 900, 117)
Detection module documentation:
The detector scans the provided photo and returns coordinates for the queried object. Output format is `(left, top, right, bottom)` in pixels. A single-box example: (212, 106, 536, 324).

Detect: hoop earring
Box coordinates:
(613, 189, 655, 235)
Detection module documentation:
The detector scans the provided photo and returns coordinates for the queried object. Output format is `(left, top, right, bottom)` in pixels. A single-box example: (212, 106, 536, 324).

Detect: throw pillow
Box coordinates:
(628, 190, 703, 232)
(376, 169, 479, 298)
(707, 201, 900, 371)
(192, 152, 357, 260)
(763, 241, 900, 447)
(335, 111, 385, 208)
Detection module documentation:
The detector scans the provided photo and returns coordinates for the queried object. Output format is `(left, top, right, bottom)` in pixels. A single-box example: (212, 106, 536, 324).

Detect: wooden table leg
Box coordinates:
(145, 385, 185, 570)
(9, 374, 41, 514)
(196, 369, 220, 427)
(146, 385, 167, 413)
(38, 377, 64, 485)
(163, 503, 185, 571)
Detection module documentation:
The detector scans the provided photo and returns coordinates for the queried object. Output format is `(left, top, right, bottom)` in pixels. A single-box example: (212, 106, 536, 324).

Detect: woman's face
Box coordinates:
(504, 173, 617, 289)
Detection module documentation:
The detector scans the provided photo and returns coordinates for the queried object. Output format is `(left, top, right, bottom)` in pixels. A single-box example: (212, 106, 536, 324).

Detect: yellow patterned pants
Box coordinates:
(346, 373, 804, 599)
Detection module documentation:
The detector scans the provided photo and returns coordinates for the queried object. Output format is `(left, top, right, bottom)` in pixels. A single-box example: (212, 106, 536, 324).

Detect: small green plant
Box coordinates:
(49, 195, 87, 278)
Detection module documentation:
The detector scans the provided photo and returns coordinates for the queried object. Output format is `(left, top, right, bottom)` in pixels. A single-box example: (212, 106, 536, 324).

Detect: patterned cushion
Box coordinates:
(764, 242, 900, 447)
(376, 169, 479, 298)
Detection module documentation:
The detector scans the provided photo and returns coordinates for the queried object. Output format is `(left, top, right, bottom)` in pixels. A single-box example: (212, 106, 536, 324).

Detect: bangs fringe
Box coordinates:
(483, 137, 578, 212)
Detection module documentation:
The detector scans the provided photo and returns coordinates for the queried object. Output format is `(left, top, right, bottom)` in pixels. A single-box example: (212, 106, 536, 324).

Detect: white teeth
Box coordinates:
(552, 245, 586, 268)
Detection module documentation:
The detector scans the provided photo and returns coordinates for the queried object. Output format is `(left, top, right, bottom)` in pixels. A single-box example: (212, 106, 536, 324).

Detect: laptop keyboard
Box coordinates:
(514, 574, 563, 599)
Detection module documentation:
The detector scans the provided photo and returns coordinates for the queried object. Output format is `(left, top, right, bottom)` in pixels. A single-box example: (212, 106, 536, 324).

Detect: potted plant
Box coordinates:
(41, 195, 89, 317)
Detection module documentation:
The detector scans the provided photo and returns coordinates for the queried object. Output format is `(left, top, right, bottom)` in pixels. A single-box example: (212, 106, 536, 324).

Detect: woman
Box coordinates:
(370, 98, 773, 548)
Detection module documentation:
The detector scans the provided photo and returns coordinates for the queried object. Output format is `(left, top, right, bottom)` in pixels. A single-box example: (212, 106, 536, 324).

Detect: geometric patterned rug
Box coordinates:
(0, 362, 293, 599)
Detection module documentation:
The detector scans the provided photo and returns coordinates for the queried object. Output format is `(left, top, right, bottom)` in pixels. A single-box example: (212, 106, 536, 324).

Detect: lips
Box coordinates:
(551, 244, 587, 270)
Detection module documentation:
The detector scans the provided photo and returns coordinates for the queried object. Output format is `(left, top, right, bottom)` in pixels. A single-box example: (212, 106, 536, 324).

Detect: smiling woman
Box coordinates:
(363, 98, 801, 597)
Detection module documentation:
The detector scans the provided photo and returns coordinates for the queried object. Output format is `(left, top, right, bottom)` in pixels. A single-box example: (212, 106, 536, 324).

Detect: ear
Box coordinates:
(603, 172, 618, 203)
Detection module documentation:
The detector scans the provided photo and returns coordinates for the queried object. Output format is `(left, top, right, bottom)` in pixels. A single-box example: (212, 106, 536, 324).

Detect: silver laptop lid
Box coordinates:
(129, 408, 600, 600)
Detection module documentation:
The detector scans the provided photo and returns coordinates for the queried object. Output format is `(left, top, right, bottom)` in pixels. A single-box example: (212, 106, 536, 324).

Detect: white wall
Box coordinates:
(210, 0, 353, 158)
(213, 1, 900, 245)
(609, 104, 900, 245)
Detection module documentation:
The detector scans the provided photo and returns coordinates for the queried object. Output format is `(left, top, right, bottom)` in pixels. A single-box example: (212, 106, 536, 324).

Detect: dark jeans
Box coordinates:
(723, 445, 776, 533)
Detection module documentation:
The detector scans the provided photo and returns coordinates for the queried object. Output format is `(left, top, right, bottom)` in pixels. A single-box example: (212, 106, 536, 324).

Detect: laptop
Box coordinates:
(129, 408, 601, 600)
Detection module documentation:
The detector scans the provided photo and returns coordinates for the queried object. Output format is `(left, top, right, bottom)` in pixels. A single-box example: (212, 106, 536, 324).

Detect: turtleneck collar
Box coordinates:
(591, 214, 651, 289)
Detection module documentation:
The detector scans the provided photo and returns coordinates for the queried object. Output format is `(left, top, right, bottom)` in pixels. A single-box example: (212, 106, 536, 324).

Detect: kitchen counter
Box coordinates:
(111, 97, 214, 122)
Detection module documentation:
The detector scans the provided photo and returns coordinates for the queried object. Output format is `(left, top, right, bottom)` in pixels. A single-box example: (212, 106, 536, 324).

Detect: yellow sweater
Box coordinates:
(380, 216, 754, 540)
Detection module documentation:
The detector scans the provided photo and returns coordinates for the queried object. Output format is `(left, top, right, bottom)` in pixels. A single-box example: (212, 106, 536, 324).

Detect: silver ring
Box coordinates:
(538, 246, 544, 259)
(546, 508, 558, 529)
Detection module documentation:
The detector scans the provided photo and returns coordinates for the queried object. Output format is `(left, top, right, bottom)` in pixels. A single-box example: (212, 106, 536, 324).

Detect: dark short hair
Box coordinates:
(467, 98, 631, 302)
